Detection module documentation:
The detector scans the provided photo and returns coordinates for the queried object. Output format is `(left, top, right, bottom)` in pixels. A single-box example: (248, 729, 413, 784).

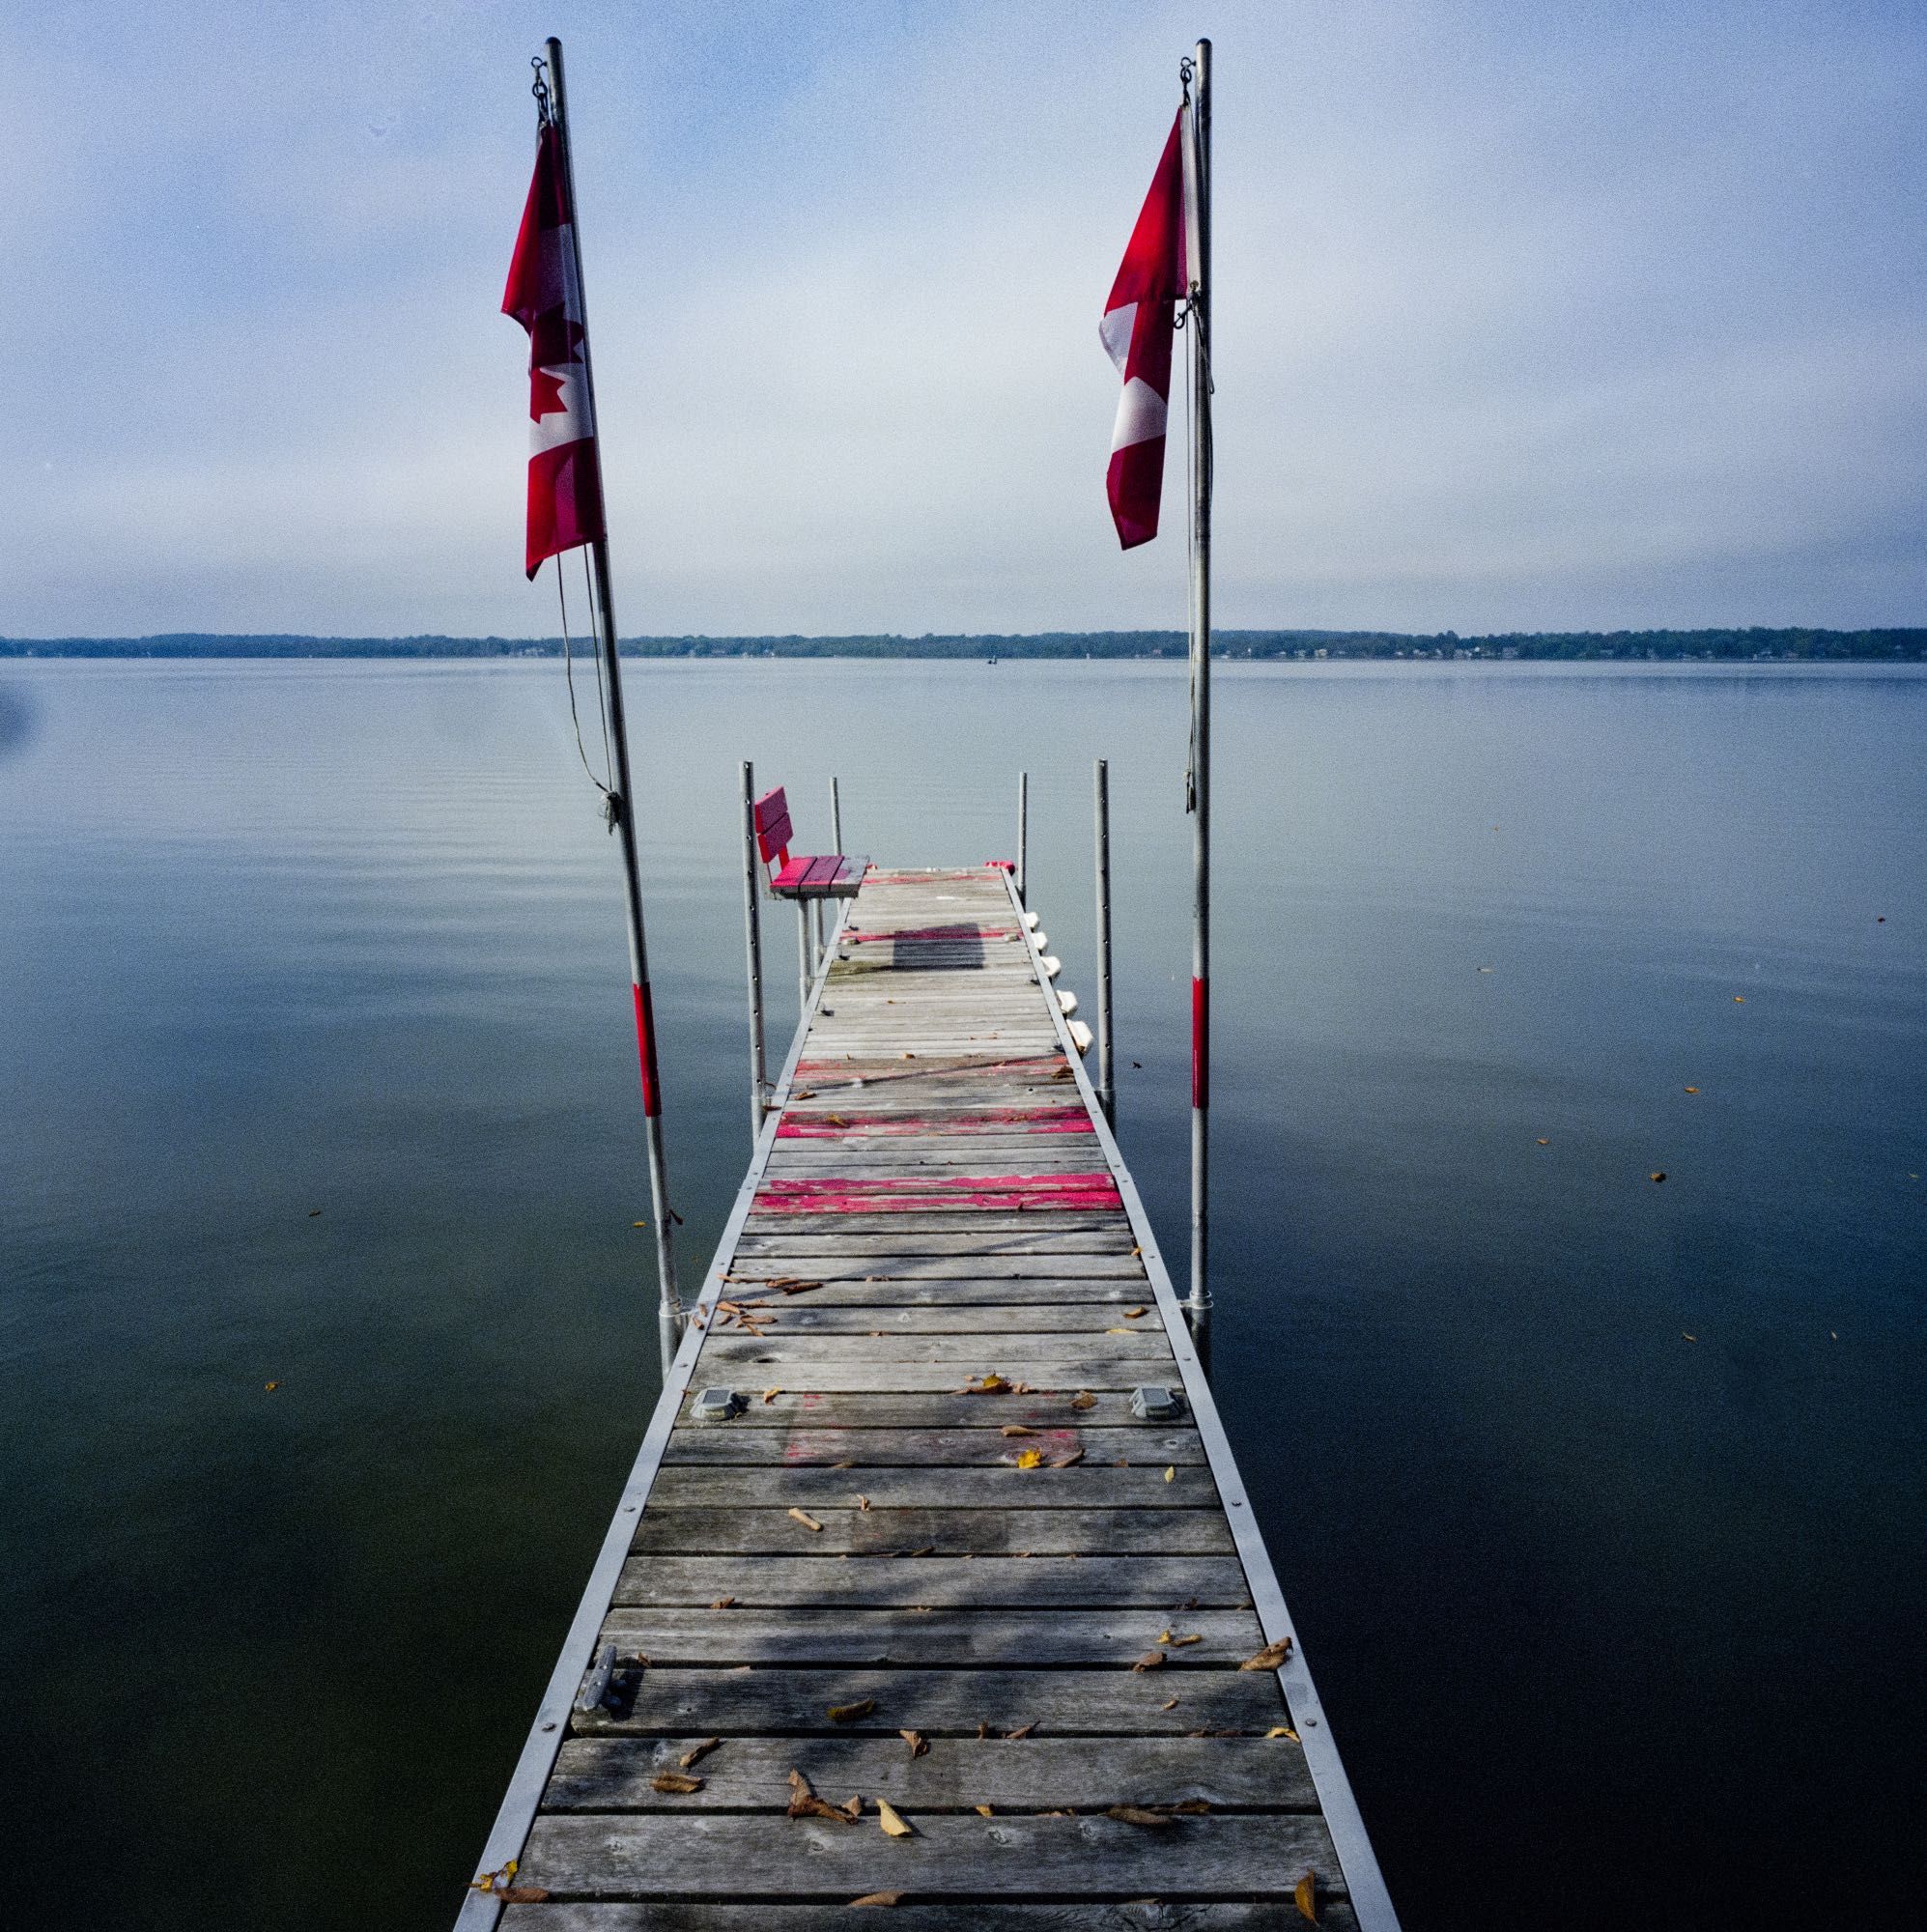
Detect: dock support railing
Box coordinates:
(739, 759, 768, 1144)
(797, 901, 813, 1015)
(1016, 770, 1029, 901)
(1094, 757, 1115, 1122)
(543, 36, 679, 1366)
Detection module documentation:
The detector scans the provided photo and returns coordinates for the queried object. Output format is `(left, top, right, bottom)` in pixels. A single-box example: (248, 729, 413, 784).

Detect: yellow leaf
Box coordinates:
(975, 1372, 1009, 1392)
(762, 1386, 782, 1404)
(263, 1381, 279, 1392)
(1014, 1448, 1044, 1469)
(1266, 1724, 1301, 1741)
(828, 1698, 876, 1722)
(1169, 1633, 1203, 1647)
(1295, 1867, 1318, 1922)
(1104, 1326, 1136, 1335)
(877, 1798, 916, 1838)
(1164, 1466, 1176, 1483)
(1684, 1085, 1700, 1094)
(788, 1508, 825, 1532)
(1001, 1424, 1035, 1436)
(1123, 1305, 1148, 1318)
(1240, 1637, 1293, 1672)
(974, 1804, 994, 1817)
(851, 1891, 905, 1907)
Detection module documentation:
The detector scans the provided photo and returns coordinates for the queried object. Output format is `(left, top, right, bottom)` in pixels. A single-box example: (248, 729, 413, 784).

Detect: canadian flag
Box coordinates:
(503, 123, 606, 579)
(1100, 109, 1189, 549)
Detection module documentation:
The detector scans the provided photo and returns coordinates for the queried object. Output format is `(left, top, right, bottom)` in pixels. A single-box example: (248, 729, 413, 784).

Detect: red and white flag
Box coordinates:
(1100, 108, 1189, 549)
(503, 123, 606, 579)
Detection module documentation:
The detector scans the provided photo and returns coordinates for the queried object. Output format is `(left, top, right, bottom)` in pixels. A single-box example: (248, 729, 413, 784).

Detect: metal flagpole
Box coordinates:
(1016, 771, 1029, 901)
(740, 759, 768, 1143)
(1094, 757, 1115, 1123)
(544, 37, 680, 1368)
(1183, 40, 1212, 1321)
(830, 775, 843, 854)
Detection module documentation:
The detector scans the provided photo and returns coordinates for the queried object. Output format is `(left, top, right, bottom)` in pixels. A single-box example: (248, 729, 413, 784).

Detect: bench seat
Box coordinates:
(770, 853, 870, 900)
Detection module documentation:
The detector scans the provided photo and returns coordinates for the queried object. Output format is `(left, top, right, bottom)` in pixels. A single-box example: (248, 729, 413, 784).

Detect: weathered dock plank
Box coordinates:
(460, 867, 1395, 1931)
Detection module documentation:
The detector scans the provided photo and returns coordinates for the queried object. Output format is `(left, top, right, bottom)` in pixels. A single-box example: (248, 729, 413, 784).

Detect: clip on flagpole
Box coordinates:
(541, 36, 682, 1371)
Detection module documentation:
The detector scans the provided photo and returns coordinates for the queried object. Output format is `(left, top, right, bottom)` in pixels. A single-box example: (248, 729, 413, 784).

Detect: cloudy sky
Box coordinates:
(3, 0, 1921, 638)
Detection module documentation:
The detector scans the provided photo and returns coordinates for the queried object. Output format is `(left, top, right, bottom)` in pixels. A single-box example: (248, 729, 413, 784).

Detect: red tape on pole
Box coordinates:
(633, 980, 663, 1118)
(1191, 975, 1208, 1110)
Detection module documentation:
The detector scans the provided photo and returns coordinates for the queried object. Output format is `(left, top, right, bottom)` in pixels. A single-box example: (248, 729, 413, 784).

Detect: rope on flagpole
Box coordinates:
(555, 558, 615, 811)
(581, 544, 617, 790)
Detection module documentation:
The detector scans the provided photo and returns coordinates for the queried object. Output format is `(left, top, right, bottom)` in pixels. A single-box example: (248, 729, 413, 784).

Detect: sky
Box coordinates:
(2, 0, 1921, 638)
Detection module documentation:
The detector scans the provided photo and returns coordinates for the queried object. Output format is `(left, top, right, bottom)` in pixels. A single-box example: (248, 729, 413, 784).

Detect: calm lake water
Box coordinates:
(2, 657, 1923, 1928)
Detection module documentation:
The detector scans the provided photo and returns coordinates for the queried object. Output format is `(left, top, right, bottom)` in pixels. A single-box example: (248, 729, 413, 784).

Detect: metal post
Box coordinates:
(1094, 757, 1115, 1123)
(830, 775, 843, 852)
(1183, 39, 1212, 1321)
(798, 900, 813, 1013)
(740, 759, 768, 1144)
(1016, 770, 1029, 901)
(544, 37, 680, 1368)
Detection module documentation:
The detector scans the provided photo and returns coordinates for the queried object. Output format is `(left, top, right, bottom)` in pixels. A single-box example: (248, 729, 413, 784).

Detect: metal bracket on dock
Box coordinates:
(1130, 1384, 1186, 1421)
(571, 1641, 616, 1717)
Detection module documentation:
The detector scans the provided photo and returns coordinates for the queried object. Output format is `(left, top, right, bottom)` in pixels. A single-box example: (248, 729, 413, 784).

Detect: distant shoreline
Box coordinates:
(3, 628, 1922, 662)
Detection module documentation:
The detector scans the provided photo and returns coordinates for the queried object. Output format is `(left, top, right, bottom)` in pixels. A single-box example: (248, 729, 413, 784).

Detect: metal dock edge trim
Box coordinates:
(1000, 867, 1403, 1932)
(454, 895, 855, 1928)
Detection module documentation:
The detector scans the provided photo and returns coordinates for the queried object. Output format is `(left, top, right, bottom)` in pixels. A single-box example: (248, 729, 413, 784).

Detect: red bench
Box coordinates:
(755, 786, 868, 900)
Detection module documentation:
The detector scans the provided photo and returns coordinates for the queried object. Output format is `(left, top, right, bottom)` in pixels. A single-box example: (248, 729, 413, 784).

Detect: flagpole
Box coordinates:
(543, 36, 681, 1365)
(1184, 39, 1212, 1322)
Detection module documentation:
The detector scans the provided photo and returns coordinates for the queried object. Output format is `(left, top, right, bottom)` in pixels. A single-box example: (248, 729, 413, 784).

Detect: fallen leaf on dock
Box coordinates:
(469, 1859, 520, 1892)
(1124, 1306, 1147, 1319)
(1241, 1638, 1293, 1671)
(877, 1799, 916, 1838)
(1006, 1721, 1036, 1739)
(974, 1804, 994, 1817)
(1013, 1448, 1044, 1469)
(679, 1738, 722, 1769)
(762, 1387, 782, 1403)
(1164, 1466, 1176, 1483)
(857, 1493, 872, 1512)
(829, 1698, 877, 1722)
(1295, 1867, 1319, 1922)
(496, 1888, 551, 1903)
(898, 1729, 928, 1757)
(1160, 1696, 1178, 1710)
(1001, 1424, 1036, 1436)
(1166, 1633, 1203, 1647)
(651, 1772, 704, 1795)
(1266, 1725, 1301, 1741)
(1104, 1326, 1137, 1336)
(1106, 1804, 1173, 1829)
(1049, 1449, 1084, 1468)
(977, 1719, 990, 1739)
(1070, 1391, 1097, 1411)
(709, 1597, 736, 1609)
(851, 1892, 904, 1907)
(788, 1768, 862, 1824)
(1133, 1650, 1168, 1671)
(788, 1509, 825, 1532)
(967, 1373, 1010, 1394)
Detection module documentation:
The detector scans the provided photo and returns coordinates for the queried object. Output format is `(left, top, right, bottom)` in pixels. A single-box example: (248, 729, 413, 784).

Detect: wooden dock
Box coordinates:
(461, 866, 1398, 1928)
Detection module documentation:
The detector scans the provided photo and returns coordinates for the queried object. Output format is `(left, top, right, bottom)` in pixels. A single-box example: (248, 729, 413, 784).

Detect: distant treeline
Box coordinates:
(3, 628, 1922, 661)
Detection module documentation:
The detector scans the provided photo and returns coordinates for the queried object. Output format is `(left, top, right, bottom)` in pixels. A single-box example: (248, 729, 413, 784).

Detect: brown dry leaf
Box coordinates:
(1049, 1449, 1084, 1468)
(901, 1545, 937, 1558)
(898, 1728, 929, 1756)
(1000, 1424, 1036, 1437)
(1104, 1326, 1137, 1336)
(1295, 1867, 1319, 1922)
(263, 1380, 279, 1392)
(1132, 1650, 1168, 1671)
(1010, 1380, 1034, 1394)
(788, 1508, 825, 1532)
(1241, 1637, 1294, 1672)
(1159, 1696, 1178, 1711)
(709, 1597, 737, 1609)
(787, 1768, 864, 1826)
(857, 1493, 872, 1512)
(1168, 1633, 1203, 1647)
(778, 1279, 822, 1295)
(1123, 1305, 1148, 1319)
(496, 1888, 552, 1903)
(1130, 1244, 1143, 1259)
(1106, 1804, 1173, 1829)
(1173, 1799, 1212, 1814)
(761, 1386, 782, 1404)
(651, 1772, 704, 1795)
(1684, 1085, 1700, 1094)
(1164, 1466, 1176, 1484)
(974, 1804, 994, 1817)
(1266, 1725, 1301, 1741)
(678, 1738, 723, 1770)
(1013, 1448, 1044, 1470)
(851, 1893, 905, 1908)
(976, 1719, 991, 1740)
(829, 1698, 877, 1722)
(1070, 1391, 1097, 1411)
(1006, 1720, 1037, 1740)
(1537, 1137, 1550, 1146)
(877, 1798, 916, 1838)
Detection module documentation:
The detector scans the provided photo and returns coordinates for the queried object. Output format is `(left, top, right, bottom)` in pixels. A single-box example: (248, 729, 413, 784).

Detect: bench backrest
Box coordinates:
(753, 786, 793, 874)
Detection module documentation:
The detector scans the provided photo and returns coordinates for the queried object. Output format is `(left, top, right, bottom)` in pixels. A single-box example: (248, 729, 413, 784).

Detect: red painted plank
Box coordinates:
(750, 1190, 1124, 1214)
(759, 1173, 1117, 1194)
